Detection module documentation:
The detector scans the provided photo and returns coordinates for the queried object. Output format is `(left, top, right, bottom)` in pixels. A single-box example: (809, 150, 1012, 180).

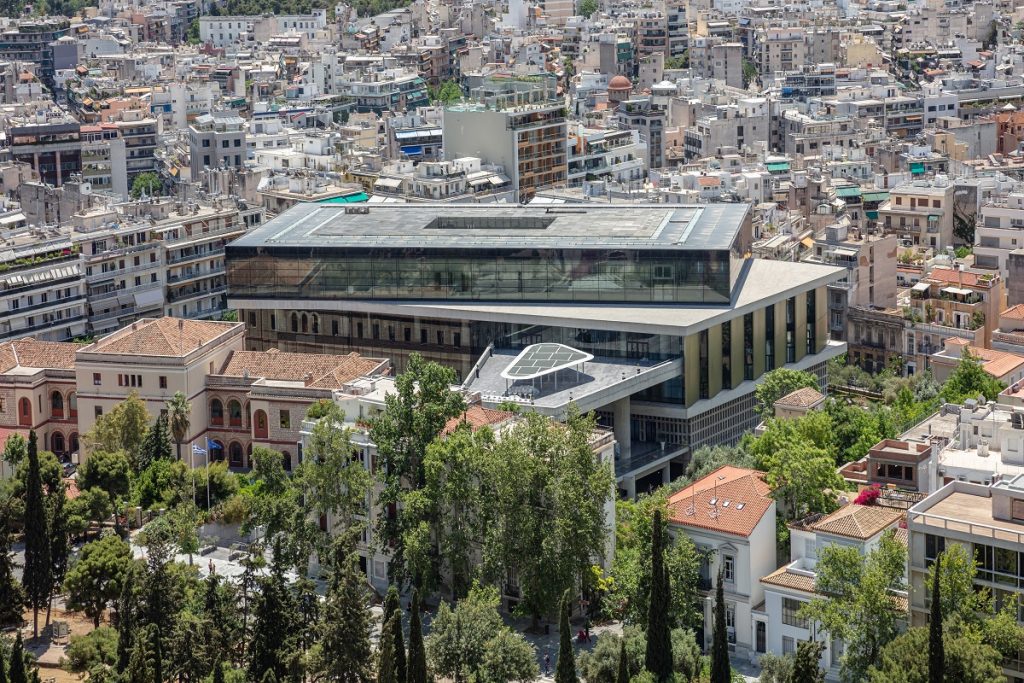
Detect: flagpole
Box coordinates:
(190, 439, 196, 506)
(206, 439, 211, 511)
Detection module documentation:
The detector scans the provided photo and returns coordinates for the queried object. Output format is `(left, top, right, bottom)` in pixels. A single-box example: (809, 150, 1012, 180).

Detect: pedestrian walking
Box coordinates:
(544, 653, 550, 675)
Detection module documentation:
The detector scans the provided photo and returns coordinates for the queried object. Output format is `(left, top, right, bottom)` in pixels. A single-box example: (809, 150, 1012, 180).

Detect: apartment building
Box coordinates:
(8, 113, 82, 187)
(615, 97, 668, 170)
(444, 76, 567, 201)
(689, 37, 744, 90)
(905, 267, 1003, 366)
(372, 158, 514, 203)
(667, 466, 778, 664)
(907, 478, 1024, 680)
(116, 115, 159, 190)
(567, 127, 646, 187)
(335, 69, 429, 115)
(0, 229, 85, 343)
(975, 193, 1024, 282)
(188, 112, 247, 179)
(683, 100, 769, 160)
(878, 179, 955, 250)
(80, 124, 128, 199)
(0, 19, 70, 86)
(756, 27, 807, 76)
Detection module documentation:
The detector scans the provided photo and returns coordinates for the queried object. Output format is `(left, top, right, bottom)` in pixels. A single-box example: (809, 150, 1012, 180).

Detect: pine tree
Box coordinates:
(0, 501, 26, 627)
(46, 479, 69, 628)
(22, 431, 51, 638)
(311, 547, 373, 682)
(929, 554, 944, 683)
(8, 633, 27, 683)
(645, 508, 673, 681)
(555, 589, 577, 683)
(378, 613, 399, 683)
(710, 567, 730, 683)
(792, 640, 826, 683)
(247, 559, 297, 682)
(407, 589, 428, 683)
(616, 638, 629, 683)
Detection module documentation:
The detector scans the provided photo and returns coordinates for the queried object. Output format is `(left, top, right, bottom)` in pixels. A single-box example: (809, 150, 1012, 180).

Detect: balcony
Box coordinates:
(167, 283, 226, 303)
(166, 246, 226, 266)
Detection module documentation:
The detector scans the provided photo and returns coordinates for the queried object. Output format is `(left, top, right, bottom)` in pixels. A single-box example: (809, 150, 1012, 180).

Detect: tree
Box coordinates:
(407, 589, 428, 683)
(2, 433, 26, 471)
(616, 639, 629, 683)
(755, 368, 820, 416)
(710, 568, 730, 683)
(761, 440, 843, 522)
(683, 444, 754, 485)
(941, 349, 1004, 404)
(430, 80, 462, 105)
(117, 563, 143, 671)
(67, 488, 113, 540)
(309, 545, 373, 682)
(47, 479, 69, 626)
(482, 409, 613, 626)
(800, 532, 906, 682)
(670, 628, 702, 682)
(185, 18, 200, 43)
(126, 623, 162, 683)
(578, 0, 597, 17)
(9, 633, 27, 683)
(139, 414, 173, 471)
(78, 450, 131, 501)
(86, 392, 150, 468)
(371, 353, 465, 586)
(167, 392, 191, 463)
(379, 613, 399, 683)
(555, 589, 576, 683)
(792, 640, 825, 683)
(383, 586, 407, 683)
(758, 653, 794, 683)
(868, 627, 1004, 683)
(645, 508, 672, 681)
(479, 629, 538, 683)
(247, 553, 299, 683)
(130, 172, 162, 199)
(62, 626, 118, 678)
(0, 500, 25, 627)
(578, 628, 645, 683)
(22, 430, 50, 638)
(65, 534, 133, 627)
(929, 554, 943, 683)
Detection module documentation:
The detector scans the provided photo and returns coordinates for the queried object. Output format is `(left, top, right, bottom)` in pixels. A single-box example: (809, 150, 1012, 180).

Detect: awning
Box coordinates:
(941, 286, 973, 296)
(862, 191, 889, 203)
(766, 162, 790, 172)
(134, 288, 165, 309)
(400, 145, 423, 156)
(910, 162, 925, 174)
(801, 237, 815, 248)
(912, 282, 930, 292)
(835, 186, 862, 198)
(318, 192, 369, 204)
(866, 210, 879, 220)
(374, 177, 403, 189)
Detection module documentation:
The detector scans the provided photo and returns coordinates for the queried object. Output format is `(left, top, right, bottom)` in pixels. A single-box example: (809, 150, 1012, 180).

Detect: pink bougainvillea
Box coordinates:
(854, 484, 882, 506)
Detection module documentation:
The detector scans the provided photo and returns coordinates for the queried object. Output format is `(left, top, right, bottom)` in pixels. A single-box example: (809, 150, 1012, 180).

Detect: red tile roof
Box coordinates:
(0, 338, 79, 372)
(442, 405, 514, 435)
(218, 349, 388, 389)
(925, 267, 993, 289)
(89, 317, 237, 357)
(667, 466, 774, 537)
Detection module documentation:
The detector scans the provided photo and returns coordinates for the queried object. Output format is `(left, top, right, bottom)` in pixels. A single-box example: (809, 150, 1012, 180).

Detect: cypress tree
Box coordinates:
(406, 589, 428, 683)
(140, 414, 173, 472)
(312, 547, 372, 681)
(393, 605, 407, 683)
(710, 567, 730, 683)
(383, 585, 401, 622)
(645, 508, 673, 681)
(555, 589, 577, 683)
(212, 661, 225, 683)
(929, 554, 944, 683)
(8, 633, 27, 683)
(22, 431, 50, 638)
(117, 565, 142, 671)
(378, 613, 399, 683)
(247, 569, 294, 683)
(46, 480, 69, 628)
(616, 637, 629, 683)
(0, 501, 25, 627)
(0, 642, 7, 683)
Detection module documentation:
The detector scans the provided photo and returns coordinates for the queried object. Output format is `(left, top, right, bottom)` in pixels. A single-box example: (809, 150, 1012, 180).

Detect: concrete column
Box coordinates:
(613, 396, 631, 463)
(54, 150, 62, 186)
(625, 475, 637, 500)
(662, 465, 671, 485)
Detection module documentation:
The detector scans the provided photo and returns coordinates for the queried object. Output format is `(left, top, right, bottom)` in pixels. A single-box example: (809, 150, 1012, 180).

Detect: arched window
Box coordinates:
(253, 409, 268, 439)
(291, 313, 299, 332)
(51, 432, 65, 455)
(210, 399, 224, 426)
(18, 397, 31, 426)
(68, 392, 77, 418)
(228, 400, 242, 428)
(301, 314, 308, 333)
(51, 391, 64, 419)
(69, 433, 79, 454)
(311, 315, 319, 334)
(228, 441, 243, 467)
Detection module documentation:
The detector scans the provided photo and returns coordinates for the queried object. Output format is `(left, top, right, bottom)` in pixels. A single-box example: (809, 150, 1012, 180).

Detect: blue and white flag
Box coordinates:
(192, 443, 207, 456)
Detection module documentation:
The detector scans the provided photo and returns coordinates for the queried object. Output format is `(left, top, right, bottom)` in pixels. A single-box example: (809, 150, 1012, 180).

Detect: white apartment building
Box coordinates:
(975, 193, 1024, 282)
(667, 466, 778, 663)
(0, 229, 86, 342)
(760, 504, 905, 681)
(907, 478, 1024, 681)
(567, 127, 647, 187)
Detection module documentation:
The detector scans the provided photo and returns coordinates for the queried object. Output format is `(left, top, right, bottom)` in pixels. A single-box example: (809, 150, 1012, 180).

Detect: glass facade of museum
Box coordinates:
(226, 246, 739, 304)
